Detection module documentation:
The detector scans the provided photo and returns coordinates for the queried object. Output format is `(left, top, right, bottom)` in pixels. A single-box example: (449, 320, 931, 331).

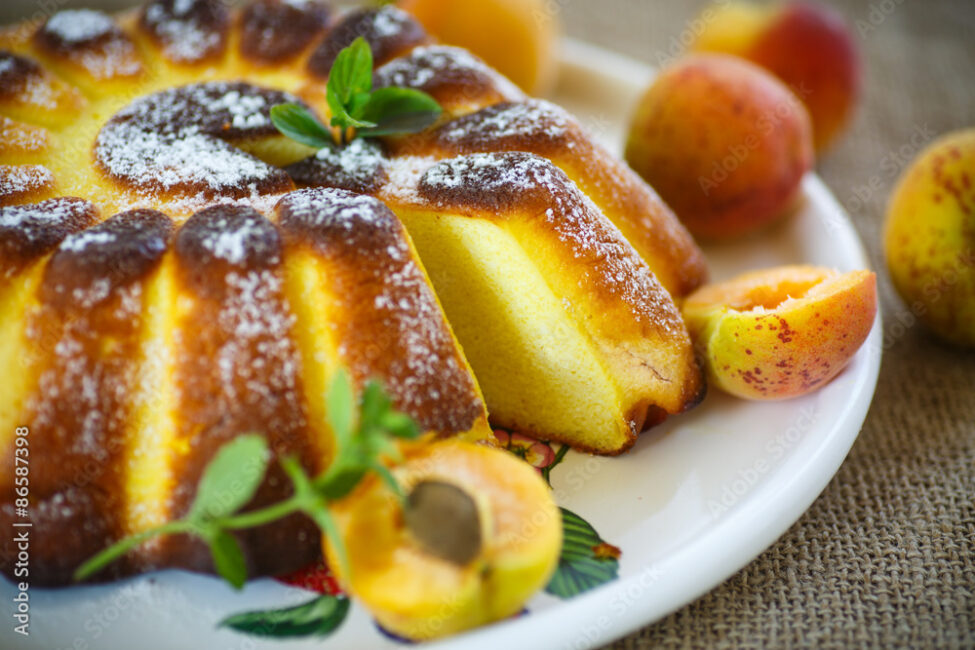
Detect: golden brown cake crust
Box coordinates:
(167, 205, 322, 577)
(415, 151, 690, 345)
(0, 197, 98, 281)
(306, 6, 429, 78)
(94, 82, 299, 202)
(286, 138, 389, 194)
(33, 9, 144, 81)
(0, 211, 172, 584)
(373, 45, 524, 112)
(138, 0, 230, 66)
(239, 0, 332, 65)
(0, 50, 41, 100)
(277, 188, 486, 436)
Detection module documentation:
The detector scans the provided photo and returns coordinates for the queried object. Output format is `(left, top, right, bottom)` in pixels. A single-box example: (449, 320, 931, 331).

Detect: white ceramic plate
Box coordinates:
(1, 39, 881, 650)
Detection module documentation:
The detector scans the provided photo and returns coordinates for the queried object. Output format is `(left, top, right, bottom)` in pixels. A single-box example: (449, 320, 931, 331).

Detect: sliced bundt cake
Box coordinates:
(0, 1, 706, 588)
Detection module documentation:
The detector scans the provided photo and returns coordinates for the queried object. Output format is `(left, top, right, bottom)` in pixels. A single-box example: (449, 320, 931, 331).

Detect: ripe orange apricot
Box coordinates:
(691, 1, 861, 152)
(625, 54, 814, 240)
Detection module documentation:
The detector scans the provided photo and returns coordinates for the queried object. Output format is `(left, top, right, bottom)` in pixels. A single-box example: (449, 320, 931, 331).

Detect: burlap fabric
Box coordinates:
(556, 1, 975, 647)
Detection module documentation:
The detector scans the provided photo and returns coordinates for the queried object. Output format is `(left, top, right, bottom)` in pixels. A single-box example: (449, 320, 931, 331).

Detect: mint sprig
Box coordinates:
(73, 369, 420, 588)
(270, 36, 441, 147)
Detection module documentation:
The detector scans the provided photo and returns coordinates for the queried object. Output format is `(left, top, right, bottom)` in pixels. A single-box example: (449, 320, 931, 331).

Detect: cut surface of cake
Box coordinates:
(0, 0, 705, 587)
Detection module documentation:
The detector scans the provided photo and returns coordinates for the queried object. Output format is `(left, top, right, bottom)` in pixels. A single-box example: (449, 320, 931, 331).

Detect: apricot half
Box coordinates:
(325, 439, 561, 640)
(682, 265, 876, 400)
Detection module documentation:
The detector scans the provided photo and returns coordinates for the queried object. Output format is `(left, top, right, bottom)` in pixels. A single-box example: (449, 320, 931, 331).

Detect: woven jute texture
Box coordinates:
(559, 1, 975, 648)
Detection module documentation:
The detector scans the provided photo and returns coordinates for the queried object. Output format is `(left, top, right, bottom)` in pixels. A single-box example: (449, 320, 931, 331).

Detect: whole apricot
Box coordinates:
(682, 265, 877, 400)
(625, 54, 814, 240)
(885, 128, 975, 347)
(692, 1, 861, 152)
(398, 0, 560, 96)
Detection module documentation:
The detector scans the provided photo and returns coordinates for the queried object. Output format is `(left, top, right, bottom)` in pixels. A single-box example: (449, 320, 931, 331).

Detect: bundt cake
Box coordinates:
(0, 0, 705, 587)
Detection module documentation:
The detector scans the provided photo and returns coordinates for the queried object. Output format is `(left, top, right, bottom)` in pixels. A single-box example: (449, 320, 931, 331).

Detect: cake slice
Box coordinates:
(382, 152, 703, 454)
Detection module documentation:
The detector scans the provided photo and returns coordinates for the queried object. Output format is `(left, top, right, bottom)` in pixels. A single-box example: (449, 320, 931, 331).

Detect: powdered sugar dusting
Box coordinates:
(380, 155, 437, 204)
(371, 5, 413, 38)
(94, 82, 295, 208)
(59, 229, 115, 253)
(286, 138, 387, 194)
(374, 45, 523, 101)
(0, 164, 53, 199)
(200, 217, 275, 265)
(38, 10, 143, 80)
(438, 99, 573, 147)
(212, 89, 268, 129)
(0, 53, 65, 111)
(142, 0, 227, 64)
(278, 187, 387, 231)
(208, 268, 300, 406)
(0, 116, 49, 153)
(0, 197, 94, 232)
(44, 9, 115, 44)
(37, 10, 143, 81)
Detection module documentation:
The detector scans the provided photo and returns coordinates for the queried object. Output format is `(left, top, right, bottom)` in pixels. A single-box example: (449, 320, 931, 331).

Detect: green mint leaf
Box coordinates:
(326, 89, 376, 130)
(270, 103, 333, 149)
(359, 380, 391, 432)
(545, 508, 620, 599)
(357, 87, 442, 137)
(189, 434, 270, 521)
(220, 594, 350, 638)
(326, 36, 375, 131)
(379, 411, 422, 439)
(317, 465, 367, 501)
(329, 36, 373, 105)
(209, 529, 248, 590)
(326, 369, 355, 447)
